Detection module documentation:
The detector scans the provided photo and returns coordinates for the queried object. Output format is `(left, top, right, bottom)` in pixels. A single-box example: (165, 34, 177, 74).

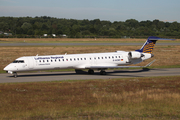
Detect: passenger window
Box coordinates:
(81, 58, 83, 60)
(98, 57, 100, 59)
(39, 60, 41, 62)
(119, 56, 120, 58)
(47, 60, 49, 62)
(116, 56, 117, 58)
(112, 56, 114, 58)
(109, 56, 110, 59)
(59, 59, 60, 62)
(74, 58, 76, 61)
(63, 59, 64, 61)
(51, 60, 53, 62)
(84, 58, 86, 60)
(66, 59, 68, 61)
(77, 58, 79, 60)
(94, 57, 96, 60)
(43, 60, 45, 62)
(102, 57, 103, 59)
(105, 57, 107, 59)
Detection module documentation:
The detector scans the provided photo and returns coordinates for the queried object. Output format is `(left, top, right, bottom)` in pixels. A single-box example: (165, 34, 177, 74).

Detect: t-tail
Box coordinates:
(135, 36, 175, 53)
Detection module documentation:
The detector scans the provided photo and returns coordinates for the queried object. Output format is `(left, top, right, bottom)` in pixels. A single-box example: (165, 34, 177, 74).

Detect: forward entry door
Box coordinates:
(27, 57, 34, 69)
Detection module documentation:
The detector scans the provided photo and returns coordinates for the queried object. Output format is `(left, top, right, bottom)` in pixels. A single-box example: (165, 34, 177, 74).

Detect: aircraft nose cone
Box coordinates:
(4, 66, 9, 71)
(3, 64, 14, 71)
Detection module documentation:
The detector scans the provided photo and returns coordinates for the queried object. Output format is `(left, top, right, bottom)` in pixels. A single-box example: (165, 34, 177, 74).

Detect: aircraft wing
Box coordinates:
(85, 59, 156, 69)
(86, 66, 142, 69)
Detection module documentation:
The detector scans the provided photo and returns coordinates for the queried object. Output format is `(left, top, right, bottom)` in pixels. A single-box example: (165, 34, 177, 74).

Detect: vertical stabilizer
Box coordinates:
(135, 36, 175, 53)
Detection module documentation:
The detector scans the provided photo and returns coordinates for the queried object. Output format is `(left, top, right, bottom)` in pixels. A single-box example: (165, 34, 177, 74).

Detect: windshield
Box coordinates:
(12, 60, 24, 63)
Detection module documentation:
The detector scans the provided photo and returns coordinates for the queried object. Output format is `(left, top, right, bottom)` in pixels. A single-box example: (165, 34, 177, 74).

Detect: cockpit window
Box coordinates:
(13, 60, 24, 63)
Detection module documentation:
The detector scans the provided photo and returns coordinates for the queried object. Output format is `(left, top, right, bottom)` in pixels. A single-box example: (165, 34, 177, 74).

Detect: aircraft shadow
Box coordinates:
(111, 68, 151, 73)
(104, 68, 152, 77)
(8, 68, 154, 78)
(9, 72, 78, 78)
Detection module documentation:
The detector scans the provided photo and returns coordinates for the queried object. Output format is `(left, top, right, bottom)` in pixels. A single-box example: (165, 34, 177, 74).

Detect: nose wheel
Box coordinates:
(13, 72, 17, 78)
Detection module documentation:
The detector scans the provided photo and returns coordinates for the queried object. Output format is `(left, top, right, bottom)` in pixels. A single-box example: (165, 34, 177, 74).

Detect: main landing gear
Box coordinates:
(100, 70, 106, 75)
(75, 69, 107, 75)
(88, 69, 94, 74)
(88, 69, 107, 75)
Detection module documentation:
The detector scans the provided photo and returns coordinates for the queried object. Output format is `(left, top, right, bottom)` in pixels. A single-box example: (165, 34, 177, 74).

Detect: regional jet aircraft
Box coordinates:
(4, 36, 174, 78)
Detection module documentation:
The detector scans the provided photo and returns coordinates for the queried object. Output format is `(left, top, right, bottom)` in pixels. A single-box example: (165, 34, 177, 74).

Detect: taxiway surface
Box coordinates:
(0, 68, 180, 83)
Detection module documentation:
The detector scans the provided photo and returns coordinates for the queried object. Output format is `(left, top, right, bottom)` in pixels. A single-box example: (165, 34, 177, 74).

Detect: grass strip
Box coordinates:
(0, 76, 180, 119)
(1, 45, 180, 72)
(0, 38, 179, 44)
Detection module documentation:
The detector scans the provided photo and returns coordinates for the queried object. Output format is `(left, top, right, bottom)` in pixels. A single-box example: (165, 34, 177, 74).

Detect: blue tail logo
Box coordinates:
(141, 40, 156, 53)
(135, 36, 174, 53)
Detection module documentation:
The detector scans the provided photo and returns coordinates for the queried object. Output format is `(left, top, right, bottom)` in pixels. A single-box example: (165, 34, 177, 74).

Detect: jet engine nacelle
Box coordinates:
(128, 51, 144, 59)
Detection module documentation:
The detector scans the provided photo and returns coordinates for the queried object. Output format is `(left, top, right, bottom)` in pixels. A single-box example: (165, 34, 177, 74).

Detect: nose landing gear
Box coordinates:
(13, 72, 17, 78)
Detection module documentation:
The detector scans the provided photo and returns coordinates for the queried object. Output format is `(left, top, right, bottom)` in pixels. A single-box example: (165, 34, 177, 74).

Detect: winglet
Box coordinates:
(144, 59, 156, 68)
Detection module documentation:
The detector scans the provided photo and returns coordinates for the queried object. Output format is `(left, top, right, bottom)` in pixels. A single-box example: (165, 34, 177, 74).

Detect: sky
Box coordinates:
(0, 0, 180, 22)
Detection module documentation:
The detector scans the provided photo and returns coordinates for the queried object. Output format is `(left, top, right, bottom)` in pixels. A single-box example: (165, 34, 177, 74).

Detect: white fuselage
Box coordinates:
(4, 36, 174, 77)
(3, 51, 152, 73)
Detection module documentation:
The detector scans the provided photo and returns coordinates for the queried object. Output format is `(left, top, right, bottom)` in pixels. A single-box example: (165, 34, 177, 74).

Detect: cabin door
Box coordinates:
(27, 57, 34, 69)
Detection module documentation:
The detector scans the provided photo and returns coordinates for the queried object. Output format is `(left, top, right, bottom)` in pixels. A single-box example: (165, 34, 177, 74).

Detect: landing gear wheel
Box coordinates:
(88, 69, 94, 74)
(100, 70, 106, 75)
(13, 72, 17, 78)
(75, 69, 82, 74)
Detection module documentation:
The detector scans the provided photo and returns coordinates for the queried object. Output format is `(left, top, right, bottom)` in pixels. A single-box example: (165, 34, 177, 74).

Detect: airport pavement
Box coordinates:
(0, 68, 180, 83)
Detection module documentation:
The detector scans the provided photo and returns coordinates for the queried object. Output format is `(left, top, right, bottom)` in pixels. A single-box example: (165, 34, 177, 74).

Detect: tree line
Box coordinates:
(0, 16, 180, 38)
